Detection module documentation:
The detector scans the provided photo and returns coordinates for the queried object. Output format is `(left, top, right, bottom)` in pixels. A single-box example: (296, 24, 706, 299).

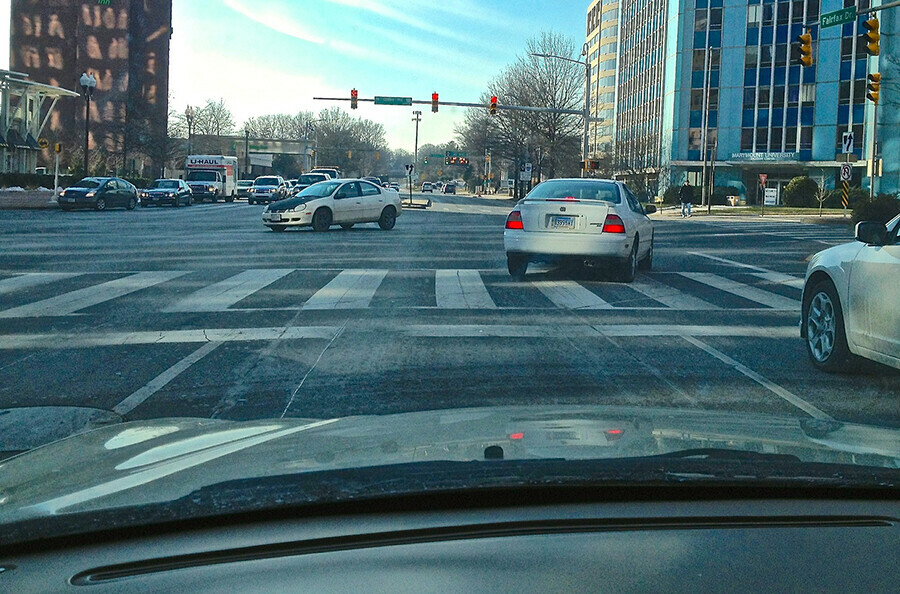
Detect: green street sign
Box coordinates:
(374, 96, 412, 106)
(445, 151, 468, 157)
(821, 6, 856, 28)
(429, 153, 444, 158)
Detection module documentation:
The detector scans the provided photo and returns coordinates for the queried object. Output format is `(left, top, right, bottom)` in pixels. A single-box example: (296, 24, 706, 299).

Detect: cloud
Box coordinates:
(222, 0, 323, 45)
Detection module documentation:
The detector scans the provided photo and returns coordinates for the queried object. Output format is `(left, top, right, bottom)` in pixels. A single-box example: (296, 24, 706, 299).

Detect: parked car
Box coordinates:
(442, 183, 456, 194)
(247, 175, 287, 204)
(262, 178, 402, 232)
(801, 214, 900, 372)
(503, 178, 656, 282)
(140, 179, 192, 207)
(291, 173, 330, 195)
(422, 182, 433, 193)
(236, 179, 253, 198)
(57, 177, 139, 211)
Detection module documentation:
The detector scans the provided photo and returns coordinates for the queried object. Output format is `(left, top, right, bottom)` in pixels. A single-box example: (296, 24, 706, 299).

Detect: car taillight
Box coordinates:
(505, 210, 524, 230)
(602, 214, 625, 233)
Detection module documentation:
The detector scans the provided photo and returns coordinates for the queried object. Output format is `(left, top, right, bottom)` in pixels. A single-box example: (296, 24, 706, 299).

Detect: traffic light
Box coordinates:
(424, 156, 428, 164)
(867, 73, 881, 104)
(862, 18, 880, 56)
(351, 88, 358, 109)
(793, 29, 813, 67)
(347, 150, 352, 159)
(375, 151, 380, 160)
(489, 95, 498, 116)
(431, 92, 439, 113)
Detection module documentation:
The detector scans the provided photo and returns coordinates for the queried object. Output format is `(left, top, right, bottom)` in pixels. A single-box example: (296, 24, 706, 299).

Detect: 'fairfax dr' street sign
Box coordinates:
(821, 7, 856, 28)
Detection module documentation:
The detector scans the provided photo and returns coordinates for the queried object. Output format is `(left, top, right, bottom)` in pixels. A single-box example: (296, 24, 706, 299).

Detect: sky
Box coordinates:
(1, 0, 587, 152)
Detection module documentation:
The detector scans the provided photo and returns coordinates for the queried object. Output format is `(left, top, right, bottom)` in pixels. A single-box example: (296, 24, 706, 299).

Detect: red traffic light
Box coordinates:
(489, 95, 498, 115)
(351, 88, 358, 109)
(431, 92, 439, 113)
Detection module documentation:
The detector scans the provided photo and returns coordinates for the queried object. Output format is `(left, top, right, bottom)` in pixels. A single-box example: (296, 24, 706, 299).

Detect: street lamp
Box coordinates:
(184, 105, 195, 155)
(531, 48, 591, 178)
(79, 72, 97, 178)
(305, 119, 322, 169)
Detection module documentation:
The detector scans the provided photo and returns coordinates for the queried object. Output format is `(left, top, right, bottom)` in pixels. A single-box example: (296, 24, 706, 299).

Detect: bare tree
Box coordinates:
(194, 99, 236, 136)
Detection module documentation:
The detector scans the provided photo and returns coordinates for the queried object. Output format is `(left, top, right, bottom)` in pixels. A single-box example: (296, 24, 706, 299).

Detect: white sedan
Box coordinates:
(801, 214, 900, 372)
(503, 178, 656, 282)
(261, 178, 402, 232)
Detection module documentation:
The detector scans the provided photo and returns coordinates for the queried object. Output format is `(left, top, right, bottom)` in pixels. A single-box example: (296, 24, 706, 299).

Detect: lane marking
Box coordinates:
(533, 280, 613, 310)
(0, 272, 80, 296)
(688, 252, 771, 272)
(630, 276, 719, 310)
(303, 269, 388, 309)
(680, 272, 799, 310)
(682, 335, 833, 420)
(749, 271, 805, 290)
(113, 342, 222, 415)
(164, 268, 294, 312)
(0, 271, 187, 318)
(435, 270, 497, 309)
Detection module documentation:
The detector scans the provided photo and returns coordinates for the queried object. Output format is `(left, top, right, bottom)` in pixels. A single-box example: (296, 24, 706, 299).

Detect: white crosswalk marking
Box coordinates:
(749, 272, 804, 290)
(630, 277, 719, 310)
(680, 272, 799, 310)
(303, 269, 388, 309)
(435, 270, 497, 309)
(0, 272, 80, 296)
(0, 271, 187, 318)
(164, 269, 294, 312)
(533, 280, 613, 310)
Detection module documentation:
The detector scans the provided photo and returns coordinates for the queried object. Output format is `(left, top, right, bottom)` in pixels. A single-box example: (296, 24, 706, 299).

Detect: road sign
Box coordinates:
(519, 162, 532, 181)
(758, 174, 767, 187)
(38, 137, 49, 149)
(764, 187, 778, 206)
(374, 96, 412, 106)
(445, 151, 468, 157)
(841, 181, 850, 208)
(821, 6, 856, 29)
(842, 132, 855, 154)
(429, 153, 444, 159)
(840, 163, 852, 182)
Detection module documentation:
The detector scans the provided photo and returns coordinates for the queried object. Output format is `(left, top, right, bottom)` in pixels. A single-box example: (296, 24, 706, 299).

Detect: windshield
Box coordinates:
(187, 171, 217, 182)
(3, 0, 900, 548)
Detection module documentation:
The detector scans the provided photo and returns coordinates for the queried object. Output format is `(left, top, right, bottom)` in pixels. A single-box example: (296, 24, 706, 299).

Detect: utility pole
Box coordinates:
(700, 48, 712, 208)
(79, 72, 96, 178)
(244, 128, 250, 179)
(412, 110, 422, 178)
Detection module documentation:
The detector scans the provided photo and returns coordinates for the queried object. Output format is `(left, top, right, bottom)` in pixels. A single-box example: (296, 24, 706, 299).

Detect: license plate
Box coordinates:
(270, 214, 282, 221)
(66, 197, 75, 202)
(550, 215, 575, 229)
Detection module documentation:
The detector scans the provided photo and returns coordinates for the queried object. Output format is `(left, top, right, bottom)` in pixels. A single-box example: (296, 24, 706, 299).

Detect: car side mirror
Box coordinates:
(643, 204, 657, 214)
(855, 221, 887, 245)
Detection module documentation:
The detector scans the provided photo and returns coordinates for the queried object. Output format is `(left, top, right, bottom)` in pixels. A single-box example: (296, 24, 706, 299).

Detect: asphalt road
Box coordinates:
(0, 192, 897, 455)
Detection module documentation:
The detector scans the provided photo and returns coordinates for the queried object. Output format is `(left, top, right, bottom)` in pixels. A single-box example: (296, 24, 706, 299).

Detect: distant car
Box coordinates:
(389, 182, 400, 192)
(57, 177, 138, 211)
(442, 183, 456, 194)
(140, 179, 192, 207)
(262, 178, 402, 232)
(801, 214, 900, 372)
(422, 182, 433, 192)
(362, 176, 381, 186)
(503, 178, 656, 282)
(248, 175, 287, 204)
(291, 173, 330, 195)
(236, 180, 253, 198)
(309, 168, 340, 179)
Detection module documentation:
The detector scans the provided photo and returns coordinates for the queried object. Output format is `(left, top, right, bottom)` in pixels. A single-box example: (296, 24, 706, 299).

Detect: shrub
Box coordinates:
(662, 186, 680, 205)
(852, 194, 900, 224)
(823, 187, 867, 209)
(0, 172, 76, 190)
(711, 185, 739, 206)
(781, 176, 819, 207)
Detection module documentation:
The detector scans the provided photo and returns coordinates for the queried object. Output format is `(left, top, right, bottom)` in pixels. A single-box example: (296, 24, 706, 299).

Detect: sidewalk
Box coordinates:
(0, 189, 59, 210)
(653, 204, 852, 225)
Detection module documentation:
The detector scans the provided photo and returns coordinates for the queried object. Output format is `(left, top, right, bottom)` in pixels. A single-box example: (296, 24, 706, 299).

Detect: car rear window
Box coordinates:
(526, 180, 621, 204)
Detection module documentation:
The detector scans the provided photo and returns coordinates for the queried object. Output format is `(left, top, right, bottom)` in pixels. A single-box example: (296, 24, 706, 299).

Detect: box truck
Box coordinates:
(184, 155, 238, 202)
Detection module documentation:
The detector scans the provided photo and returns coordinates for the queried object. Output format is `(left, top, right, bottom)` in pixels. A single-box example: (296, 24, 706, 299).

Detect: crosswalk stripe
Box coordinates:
(749, 271, 805, 290)
(630, 277, 719, 310)
(0, 271, 187, 318)
(164, 269, 294, 312)
(533, 280, 613, 310)
(0, 272, 80, 296)
(680, 272, 799, 310)
(435, 270, 497, 309)
(303, 269, 388, 309)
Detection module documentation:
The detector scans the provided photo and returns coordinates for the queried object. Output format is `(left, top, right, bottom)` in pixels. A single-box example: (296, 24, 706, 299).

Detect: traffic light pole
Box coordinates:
(870, 100, 878, 199)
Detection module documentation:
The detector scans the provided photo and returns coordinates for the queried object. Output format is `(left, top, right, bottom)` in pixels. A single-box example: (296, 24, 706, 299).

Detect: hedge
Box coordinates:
(781, 176, 819, 208)
(0, 172, 154, 190)
(852, 194, 900, 224)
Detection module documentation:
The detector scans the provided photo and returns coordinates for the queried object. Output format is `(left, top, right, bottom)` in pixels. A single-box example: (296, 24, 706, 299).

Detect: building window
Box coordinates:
(741, 128, 754, 150)
(689, 128, 703, 149)
(748, 4, 762, 26)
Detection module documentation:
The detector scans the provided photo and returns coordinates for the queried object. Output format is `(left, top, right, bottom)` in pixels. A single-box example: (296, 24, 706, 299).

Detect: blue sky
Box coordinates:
(169, 0, 587, 151)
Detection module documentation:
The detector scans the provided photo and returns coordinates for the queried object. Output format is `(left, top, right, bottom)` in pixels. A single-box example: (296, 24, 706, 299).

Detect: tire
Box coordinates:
(803, 279, 855, 373)
(312, 208, 332, 232)
(378, 206, 396, 230)
(248, 199, 255, 205)
(617, 239, 638, 283)
(95, 197, 106, 211)
(225, 194, 234, 203)
(638, 235, 653, 271)
(60, 205, 72, 212)
(127, 196, 137, 210)
(269, 225, 287, 232)
(187, 196, 193, 206)
(507, 253, 528, 280)
(340, 223, 355, 230)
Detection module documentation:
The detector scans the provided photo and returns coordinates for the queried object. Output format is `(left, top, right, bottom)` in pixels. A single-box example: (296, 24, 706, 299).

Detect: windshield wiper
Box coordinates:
(649, 448, 802, 464)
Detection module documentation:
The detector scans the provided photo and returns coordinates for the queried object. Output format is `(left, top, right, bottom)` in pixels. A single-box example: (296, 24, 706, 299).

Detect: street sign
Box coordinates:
(374, 96, 412, 106)
(840, 163, 852, 182)
(758, 173, 767, 186)
(429, 153, 444, 159)
(37, 137, 49, 149)
(764, 187, 778, 206)
(445, 150, 468, 157)
(821, 6, 856, 29)
(842, 132, 855, 154)
(519, 162, 532, 181)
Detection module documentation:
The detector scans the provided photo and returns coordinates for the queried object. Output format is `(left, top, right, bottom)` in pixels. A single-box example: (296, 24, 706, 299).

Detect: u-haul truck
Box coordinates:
(184, 155, 238, 202)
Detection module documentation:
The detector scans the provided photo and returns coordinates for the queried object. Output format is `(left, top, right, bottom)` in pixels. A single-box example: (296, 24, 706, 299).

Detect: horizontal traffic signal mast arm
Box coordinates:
(312, 96, 585, 115)
(859, 0, 900, 14)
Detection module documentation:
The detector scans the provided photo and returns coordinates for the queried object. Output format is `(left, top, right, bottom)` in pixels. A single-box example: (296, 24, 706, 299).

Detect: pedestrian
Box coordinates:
(679, 179, 693, 218)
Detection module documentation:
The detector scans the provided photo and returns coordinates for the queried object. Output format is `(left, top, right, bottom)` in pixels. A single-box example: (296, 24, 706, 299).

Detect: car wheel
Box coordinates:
(226, 194, 234, 203)
(248, 199, 255, 205)
(617, 239, 638, 283)
(340, 223, 354, 230)
(378, 206, 396, 230)
(312, 208, 332, 232)
(127, 196, 137, 210)
(638, 235, 653, 271)
(507, 253, 528, 280)
(269, 225, 287, 232)
(95, 197, 106, 211)
(60, 205, 72, 212)
(803, 279, 855, 373)
(140, 201, 148, 207)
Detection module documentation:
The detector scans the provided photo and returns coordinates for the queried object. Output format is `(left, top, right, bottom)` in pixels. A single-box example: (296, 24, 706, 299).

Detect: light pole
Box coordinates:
(531, 49, 591, 178)
(184, 105, 195, 155)
(79, 72, 96, 178)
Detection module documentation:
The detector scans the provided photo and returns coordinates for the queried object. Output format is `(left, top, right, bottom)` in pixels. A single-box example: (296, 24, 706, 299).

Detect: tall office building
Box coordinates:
(10, 0, 172, 176)
(586, 0, 619, 157)
(590, 0, 896, 201)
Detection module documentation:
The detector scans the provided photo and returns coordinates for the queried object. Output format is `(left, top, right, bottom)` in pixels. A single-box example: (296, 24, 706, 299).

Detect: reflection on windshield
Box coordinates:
(151, 180, 179, 189)
(255, 177, 279, 186)
(187, 171, 217, 182)
(298, 181, 340, 197)
(527, 180, 621, 203)
(74, 178, 101, 189)
(298, 175, 326, 184)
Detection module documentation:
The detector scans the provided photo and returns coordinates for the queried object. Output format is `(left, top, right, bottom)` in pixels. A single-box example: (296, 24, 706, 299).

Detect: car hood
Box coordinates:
(1, 405, 898, 529)
(144, 188, 177, 195)
(269, 196, 316, 211)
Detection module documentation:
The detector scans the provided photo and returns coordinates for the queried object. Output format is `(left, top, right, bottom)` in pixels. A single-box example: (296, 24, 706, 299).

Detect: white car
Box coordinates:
(503, 178, 656, 282)
(247, 175, 286, 205)
(262, 178, 402, 232)
(801, 214, 900, 372)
